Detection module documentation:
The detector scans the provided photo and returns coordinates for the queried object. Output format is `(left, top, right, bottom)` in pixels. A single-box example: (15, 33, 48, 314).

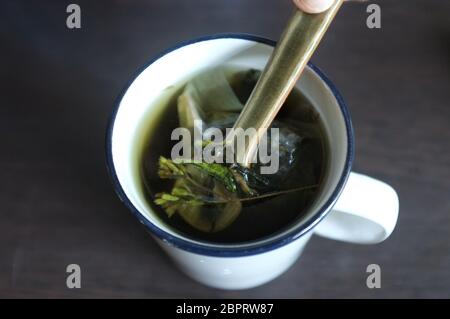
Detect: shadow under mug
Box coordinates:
(106, 34, 399, 290)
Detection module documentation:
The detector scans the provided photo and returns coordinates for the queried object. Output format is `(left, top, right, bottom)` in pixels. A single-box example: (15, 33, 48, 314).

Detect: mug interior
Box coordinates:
(107, 35, 353, 254)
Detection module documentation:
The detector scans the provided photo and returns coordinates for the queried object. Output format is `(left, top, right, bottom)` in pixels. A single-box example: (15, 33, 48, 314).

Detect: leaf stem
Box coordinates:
(202, 184, 319, 204)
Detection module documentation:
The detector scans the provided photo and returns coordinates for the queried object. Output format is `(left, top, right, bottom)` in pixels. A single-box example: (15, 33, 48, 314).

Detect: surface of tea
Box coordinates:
(139, 67, 329, 244)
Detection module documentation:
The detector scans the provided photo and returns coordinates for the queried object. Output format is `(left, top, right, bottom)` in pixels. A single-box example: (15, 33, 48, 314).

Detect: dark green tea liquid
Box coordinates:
(139, 67, 329, 244)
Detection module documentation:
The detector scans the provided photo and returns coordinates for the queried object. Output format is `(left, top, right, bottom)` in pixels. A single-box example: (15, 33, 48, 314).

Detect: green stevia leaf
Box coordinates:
(188, 161, 236, 193)
(158, 156, 237, 193)
(157, 156, 185, 179)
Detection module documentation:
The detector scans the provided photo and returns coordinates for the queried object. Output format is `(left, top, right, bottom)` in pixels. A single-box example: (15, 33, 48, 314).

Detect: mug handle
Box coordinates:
(314, 172, 399, 244)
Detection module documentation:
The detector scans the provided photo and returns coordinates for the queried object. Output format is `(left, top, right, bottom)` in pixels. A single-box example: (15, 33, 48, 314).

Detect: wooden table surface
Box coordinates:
(1, 0, 449, 298)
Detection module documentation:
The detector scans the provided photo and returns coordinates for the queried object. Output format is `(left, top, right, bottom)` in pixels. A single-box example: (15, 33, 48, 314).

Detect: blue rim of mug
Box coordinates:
(105, 33, 354, 257)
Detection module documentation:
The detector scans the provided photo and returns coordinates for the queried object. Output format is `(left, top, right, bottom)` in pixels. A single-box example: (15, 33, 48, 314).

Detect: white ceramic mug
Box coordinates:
(106, 35, 399, 290)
